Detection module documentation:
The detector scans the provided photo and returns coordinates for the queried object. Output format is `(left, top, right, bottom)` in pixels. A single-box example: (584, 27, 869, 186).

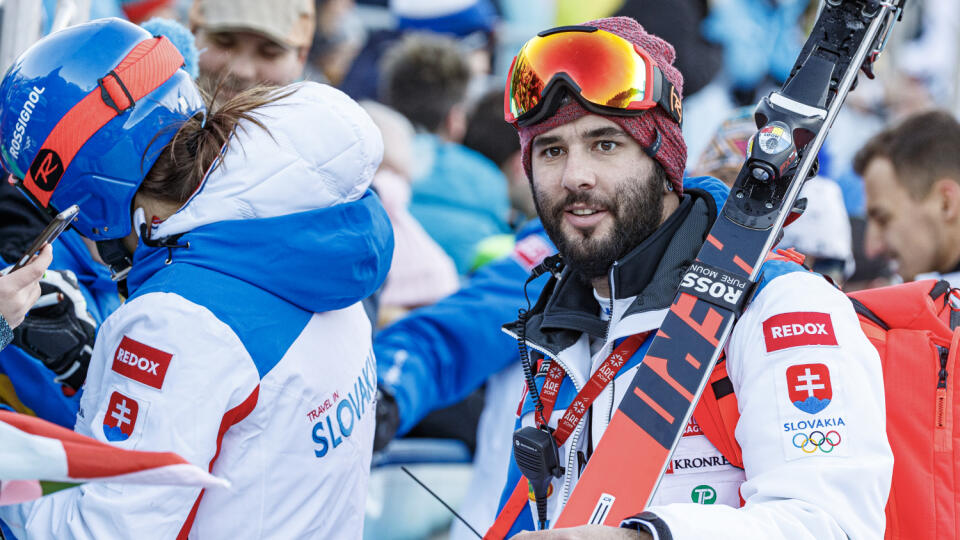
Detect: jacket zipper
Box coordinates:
(937, 346, 948, 429)
(603, 265, 621, 439)
(936, 335, 957, 452)
(602, 262, 618, 343)
(503, 326, 587, 520)
(561, 263, 620, 509)
(502, 328, 585, 390)
(600, 264, 618, 441)
(559, 416, 585, 509)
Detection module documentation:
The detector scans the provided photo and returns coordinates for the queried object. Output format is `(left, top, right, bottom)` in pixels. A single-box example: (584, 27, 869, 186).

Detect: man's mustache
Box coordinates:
(549, 192, 617, 217)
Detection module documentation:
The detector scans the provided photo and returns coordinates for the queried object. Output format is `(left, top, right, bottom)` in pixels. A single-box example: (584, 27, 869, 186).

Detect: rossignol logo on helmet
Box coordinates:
(29, 149, 64, 192)
(8, 86, 44, 160)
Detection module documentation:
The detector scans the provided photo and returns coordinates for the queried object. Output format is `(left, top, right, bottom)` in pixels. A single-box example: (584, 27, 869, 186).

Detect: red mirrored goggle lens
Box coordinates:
(508, 28, 651, 118)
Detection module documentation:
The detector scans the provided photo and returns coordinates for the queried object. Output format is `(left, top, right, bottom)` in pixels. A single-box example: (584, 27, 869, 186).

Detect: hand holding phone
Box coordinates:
(9, 205, 79, 273)
(0, 244, 52, 331)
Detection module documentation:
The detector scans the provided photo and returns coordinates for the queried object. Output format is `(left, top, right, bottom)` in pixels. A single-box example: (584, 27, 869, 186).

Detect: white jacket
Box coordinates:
(511, 269, 893, 539)
(0, 82, 394, 539)
(501, 181, 892, 539)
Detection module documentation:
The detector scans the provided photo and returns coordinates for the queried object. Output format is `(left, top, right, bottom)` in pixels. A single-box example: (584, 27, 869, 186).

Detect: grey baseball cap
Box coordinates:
(190, 0, 316, 49)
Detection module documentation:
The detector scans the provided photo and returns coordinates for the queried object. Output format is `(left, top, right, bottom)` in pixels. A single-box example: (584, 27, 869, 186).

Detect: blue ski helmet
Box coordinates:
(0, 17, 205, 241)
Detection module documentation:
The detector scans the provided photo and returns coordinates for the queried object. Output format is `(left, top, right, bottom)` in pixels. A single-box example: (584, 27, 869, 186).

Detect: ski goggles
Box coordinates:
(504, 26, 683, 128)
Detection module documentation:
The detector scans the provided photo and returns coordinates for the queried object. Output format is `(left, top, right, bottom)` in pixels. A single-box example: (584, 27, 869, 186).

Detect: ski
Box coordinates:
(555, 0, 906, 528)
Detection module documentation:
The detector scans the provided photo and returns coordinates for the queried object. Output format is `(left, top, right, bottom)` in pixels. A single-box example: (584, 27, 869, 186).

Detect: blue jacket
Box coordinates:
(409, 134, 512, 275)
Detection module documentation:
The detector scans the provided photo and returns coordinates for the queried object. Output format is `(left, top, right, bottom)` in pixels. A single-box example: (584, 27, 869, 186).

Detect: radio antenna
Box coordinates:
(400, 465, 483, 539)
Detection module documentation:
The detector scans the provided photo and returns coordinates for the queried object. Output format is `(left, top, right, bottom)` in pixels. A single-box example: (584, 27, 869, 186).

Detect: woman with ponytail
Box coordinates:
(0, 18, 392, 539)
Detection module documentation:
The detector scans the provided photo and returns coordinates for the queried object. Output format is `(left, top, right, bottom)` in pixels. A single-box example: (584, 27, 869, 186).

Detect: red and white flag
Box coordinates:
(0, 411, 227, 505)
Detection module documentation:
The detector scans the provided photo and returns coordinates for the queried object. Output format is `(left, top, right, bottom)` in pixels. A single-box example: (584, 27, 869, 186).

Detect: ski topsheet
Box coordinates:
(555, 0, 906, 528)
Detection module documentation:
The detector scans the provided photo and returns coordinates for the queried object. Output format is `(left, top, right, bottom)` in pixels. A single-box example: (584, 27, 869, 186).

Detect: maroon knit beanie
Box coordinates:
(516, 16, 687, 193)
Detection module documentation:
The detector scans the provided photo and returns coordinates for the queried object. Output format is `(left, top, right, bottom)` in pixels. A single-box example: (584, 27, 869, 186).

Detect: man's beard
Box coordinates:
(535, 165, 666, 282)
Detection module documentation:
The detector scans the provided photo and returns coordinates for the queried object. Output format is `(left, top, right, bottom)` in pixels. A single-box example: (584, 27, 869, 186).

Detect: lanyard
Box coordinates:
(536, 332, 648, 445)
(485, 332, 649, 540)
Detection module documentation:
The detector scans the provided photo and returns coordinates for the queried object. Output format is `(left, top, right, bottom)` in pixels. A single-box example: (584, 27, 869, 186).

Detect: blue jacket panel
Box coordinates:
(126, 191, 393, 315)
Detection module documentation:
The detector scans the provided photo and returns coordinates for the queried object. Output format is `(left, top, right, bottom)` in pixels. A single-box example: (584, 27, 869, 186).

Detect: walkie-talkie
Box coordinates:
(513, 425, 564, 529)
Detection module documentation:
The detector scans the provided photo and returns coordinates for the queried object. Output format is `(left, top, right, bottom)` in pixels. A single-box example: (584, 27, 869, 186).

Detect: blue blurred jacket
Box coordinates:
(409, 134, 512, 275)
(376, 219, 554, 435)
(702, 0, 807, 90)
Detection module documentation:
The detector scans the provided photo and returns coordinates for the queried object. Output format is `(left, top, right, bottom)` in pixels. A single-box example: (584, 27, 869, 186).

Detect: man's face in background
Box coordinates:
(863, 156, 946, 281)
(195, 29, 308, 103)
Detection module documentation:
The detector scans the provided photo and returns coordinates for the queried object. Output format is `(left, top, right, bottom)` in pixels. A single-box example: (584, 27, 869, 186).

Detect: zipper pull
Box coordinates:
(937, 347, 948, 429)
(937, 389, 948, 429)
(938, 347, 949, 390)
(935, 333, 958, 452)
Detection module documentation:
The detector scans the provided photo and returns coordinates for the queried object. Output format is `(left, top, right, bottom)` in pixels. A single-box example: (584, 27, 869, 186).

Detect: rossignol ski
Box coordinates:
(554, 0, 907, 528)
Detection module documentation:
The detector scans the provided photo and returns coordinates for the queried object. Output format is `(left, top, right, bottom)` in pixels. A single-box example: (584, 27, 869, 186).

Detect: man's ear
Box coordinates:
(933, 178, 960, 222)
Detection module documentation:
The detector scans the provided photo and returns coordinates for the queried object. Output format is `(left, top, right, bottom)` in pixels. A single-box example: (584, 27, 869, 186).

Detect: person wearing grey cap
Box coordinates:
(190, 0, 315, 104)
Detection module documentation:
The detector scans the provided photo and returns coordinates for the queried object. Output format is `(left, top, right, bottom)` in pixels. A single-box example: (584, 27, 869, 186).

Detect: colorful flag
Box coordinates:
(0, 411, 227, 505)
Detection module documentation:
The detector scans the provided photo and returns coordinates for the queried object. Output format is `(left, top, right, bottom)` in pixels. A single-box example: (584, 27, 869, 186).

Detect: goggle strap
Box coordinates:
(20, 36, 184, 207)
(537, 25, 598, 38)
(654, 67, 683, 125)
(643, 128, 662, 158)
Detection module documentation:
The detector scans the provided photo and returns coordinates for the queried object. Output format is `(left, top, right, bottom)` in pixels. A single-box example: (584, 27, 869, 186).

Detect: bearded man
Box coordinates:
(490, 16, 893, 540)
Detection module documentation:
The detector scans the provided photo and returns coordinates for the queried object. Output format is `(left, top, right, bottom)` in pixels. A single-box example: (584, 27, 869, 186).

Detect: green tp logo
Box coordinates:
(691, 485, 717, 504)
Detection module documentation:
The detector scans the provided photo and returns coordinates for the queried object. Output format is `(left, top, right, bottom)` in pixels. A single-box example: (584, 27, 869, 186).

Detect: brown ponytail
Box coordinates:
(139, 84, 294, 207)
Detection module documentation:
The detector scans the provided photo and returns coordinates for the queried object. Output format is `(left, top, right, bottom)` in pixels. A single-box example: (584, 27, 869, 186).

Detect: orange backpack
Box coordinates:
(697, 279, 960, 539)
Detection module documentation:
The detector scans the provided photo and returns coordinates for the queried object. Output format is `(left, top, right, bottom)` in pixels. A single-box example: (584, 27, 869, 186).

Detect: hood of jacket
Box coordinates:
(505, 175, 728, 354)
(126, 82, 394, 313)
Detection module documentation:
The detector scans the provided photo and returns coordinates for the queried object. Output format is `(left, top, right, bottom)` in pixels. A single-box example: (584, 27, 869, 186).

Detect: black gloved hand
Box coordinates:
(374, 387, 400, 452)
(12, 269, 96, 392)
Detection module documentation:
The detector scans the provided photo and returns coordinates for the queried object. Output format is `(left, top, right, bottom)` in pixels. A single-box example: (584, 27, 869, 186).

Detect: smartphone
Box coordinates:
(9, 204, 79, 273)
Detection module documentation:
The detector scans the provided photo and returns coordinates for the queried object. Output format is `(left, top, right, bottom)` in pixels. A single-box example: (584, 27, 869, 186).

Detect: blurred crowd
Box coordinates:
(38, 0, 951, 297)
(3, 0, 960, 537)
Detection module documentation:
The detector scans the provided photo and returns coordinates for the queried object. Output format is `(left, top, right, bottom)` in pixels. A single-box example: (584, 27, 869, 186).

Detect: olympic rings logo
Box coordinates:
(792, 430, 841, 453)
